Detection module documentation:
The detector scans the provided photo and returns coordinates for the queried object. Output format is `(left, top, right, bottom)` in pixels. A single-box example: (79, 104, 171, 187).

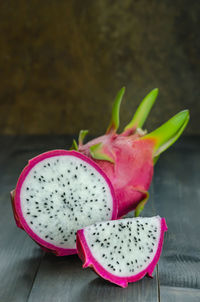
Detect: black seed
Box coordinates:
(26, 199, 29, 201)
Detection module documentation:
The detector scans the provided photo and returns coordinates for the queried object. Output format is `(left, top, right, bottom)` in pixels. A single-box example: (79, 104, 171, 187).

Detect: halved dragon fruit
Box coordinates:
(77, 216, 167, 288)
(75, 88, 190, 217)
(11, 150, 117, 256)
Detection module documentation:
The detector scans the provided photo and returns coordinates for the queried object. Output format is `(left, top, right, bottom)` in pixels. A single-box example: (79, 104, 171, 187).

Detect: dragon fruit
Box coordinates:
(77, 216, 167, 288)
(11, 150, 117, 256)
(75, 88, 189, 217)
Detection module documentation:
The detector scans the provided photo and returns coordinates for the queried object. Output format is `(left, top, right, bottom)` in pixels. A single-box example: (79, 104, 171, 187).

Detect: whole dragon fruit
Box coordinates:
(77, 216, 167, 287)
(74, 88, 189, 217)
(11, 150, 117, 255)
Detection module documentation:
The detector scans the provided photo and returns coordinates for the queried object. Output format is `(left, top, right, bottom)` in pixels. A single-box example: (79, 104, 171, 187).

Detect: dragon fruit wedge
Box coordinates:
(77, 216, 167, 288)
(74, 88, 190, 217)
(10, 150, 117, 256)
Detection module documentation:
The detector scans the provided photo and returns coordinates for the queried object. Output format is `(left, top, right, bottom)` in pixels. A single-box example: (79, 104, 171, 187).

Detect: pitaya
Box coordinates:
(77, 216, 167, 288)
(75, 88, 189, 217)
(11, 150, 117, 256)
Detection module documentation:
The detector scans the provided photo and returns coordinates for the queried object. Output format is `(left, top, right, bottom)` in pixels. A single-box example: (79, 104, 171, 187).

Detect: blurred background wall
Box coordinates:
(0, 0, 199, 135)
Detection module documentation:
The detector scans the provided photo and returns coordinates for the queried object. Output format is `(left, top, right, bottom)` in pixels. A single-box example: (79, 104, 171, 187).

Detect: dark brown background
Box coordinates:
(0, 0, 199, 135)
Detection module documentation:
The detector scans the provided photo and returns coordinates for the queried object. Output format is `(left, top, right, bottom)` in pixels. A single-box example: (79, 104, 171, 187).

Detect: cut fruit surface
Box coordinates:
(77, 216, 167, 287)
(11, 150, 117, 255)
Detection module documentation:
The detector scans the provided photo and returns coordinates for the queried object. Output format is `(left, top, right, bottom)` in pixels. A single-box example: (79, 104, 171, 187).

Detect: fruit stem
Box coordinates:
(89, 143, 115, 163)
(78, 130, 89, 145)
(124, 88, 158, 133)
(70, 139, 78, 151)
(134, 189, 149, 217)
(106, 87, 126, 134)
(142, 110, 190, 157)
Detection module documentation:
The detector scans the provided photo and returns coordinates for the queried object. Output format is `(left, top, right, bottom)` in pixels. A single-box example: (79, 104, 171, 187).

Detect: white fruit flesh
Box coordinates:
(20, 155, 114, 249)
(83, 217, 161, 276)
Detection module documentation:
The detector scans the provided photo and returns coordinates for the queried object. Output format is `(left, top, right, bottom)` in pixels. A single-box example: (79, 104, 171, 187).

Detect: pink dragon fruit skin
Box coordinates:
(76, 217, 168, 288)
(79, 135, 155, 217)
(11, 150, 118, 256)
(76, 88, 190, 217)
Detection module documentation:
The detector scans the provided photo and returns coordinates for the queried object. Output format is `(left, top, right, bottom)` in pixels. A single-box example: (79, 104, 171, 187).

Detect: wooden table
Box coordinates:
(0, 135, 200, 302)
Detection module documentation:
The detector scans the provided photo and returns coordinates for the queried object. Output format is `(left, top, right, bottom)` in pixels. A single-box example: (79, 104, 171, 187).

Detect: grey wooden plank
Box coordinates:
(28, 254, 159, 302)
(0, 183, 44, 301)
(27, 186, 159, 302)
(153, 138, 200, 292)
(160, 286, 200, 302)
(0, 136, 48, 302)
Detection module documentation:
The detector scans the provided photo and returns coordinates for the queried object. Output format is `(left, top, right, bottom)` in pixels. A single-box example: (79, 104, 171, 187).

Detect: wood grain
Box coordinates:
(0, 136, 199, 301)
(0, 137, 44, 302)
(160, 286, 200, 302)
(153, 137, 200, 292)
